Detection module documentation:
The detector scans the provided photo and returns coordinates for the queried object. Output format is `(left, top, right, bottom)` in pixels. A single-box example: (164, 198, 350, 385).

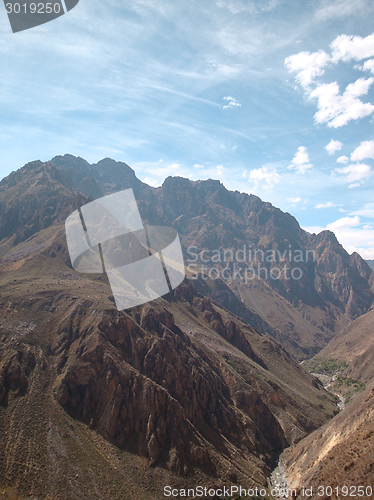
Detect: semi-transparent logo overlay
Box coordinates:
(65, 189, 185, 311)
(4, 0, 79, 33)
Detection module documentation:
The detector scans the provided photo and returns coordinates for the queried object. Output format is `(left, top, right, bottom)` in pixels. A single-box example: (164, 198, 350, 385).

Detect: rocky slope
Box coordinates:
(314, 307, 374, 384)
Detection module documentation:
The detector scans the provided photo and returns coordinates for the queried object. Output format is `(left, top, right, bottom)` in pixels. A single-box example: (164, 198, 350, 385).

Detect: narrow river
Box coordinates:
(269, 459, 289, 498)
(311, 372, 346, 410)
(269, 371, 346, 497)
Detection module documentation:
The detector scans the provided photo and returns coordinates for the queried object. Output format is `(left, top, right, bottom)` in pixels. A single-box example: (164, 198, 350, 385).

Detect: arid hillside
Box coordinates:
(315, 307, 374, 384)
(0, 155, 372, 498)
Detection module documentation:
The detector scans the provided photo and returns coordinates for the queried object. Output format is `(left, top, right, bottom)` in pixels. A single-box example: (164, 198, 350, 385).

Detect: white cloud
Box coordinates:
(337, 155, 349, 163)
(361, 58, 374, 74)
(310, 78, 374, 128)
(350, 140, 374, 161)
(303, 225, 324, 234)
(325, 139, 343, 155)
(348, 183, 361, 188)
(215, 164, 225, 176)
(331, 34, 374, 63)
(150, 162, 181, 177)
(315, 201, 337, 209)
(326, 216, 374, 258)
(286, 34, 374, 129)
(142, 176, 161, 187)
(223, 96, 242, 109)
(334, 163, 371, 183)
(287, 197, 302, 203)
(246, 166, 280, 190)
(288, 146, 313, 174)
(326, 215, 360, 230)
(284, 50, 331, 89)
(187, 163, 226, 180)
(134, 160, 184, 181)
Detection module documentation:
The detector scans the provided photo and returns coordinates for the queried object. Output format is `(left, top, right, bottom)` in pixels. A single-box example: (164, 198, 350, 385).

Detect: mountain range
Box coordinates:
(0, 155, 373, 499)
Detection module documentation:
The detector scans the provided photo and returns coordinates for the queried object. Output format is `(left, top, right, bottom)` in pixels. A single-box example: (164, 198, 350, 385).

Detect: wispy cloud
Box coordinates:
(216, 0, 281, 14)
(223, 96, 242, 109)
(337, 155, 349, 163)
(244, 166, 280, 190)
(314, 0, 371, 21)
(315, 201, 337, 209)
(351, 202, 374, 218)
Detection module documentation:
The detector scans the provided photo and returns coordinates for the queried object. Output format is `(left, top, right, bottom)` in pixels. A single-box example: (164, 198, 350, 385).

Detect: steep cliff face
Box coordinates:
(309, 231, 373, 319)
(158, 177, 373, 319)
(54, 303, 286, 477)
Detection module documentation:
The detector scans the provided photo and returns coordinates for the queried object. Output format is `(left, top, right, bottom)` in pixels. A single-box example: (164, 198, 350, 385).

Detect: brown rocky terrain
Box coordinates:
(0, 155, 373, 498)
(314, 307, 374, 384)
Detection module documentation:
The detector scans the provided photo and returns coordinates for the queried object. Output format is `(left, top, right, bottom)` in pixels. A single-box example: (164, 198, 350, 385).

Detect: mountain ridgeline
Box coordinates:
(1, 154, 372, 357)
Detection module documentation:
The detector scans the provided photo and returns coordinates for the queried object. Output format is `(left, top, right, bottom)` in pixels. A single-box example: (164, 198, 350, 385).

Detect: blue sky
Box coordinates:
(1, 0, 374, 257)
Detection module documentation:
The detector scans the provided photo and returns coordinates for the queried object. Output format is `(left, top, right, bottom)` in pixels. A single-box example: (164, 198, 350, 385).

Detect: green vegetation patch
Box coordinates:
(335, 376, 365, 390)
(305, 358, 348, 375)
